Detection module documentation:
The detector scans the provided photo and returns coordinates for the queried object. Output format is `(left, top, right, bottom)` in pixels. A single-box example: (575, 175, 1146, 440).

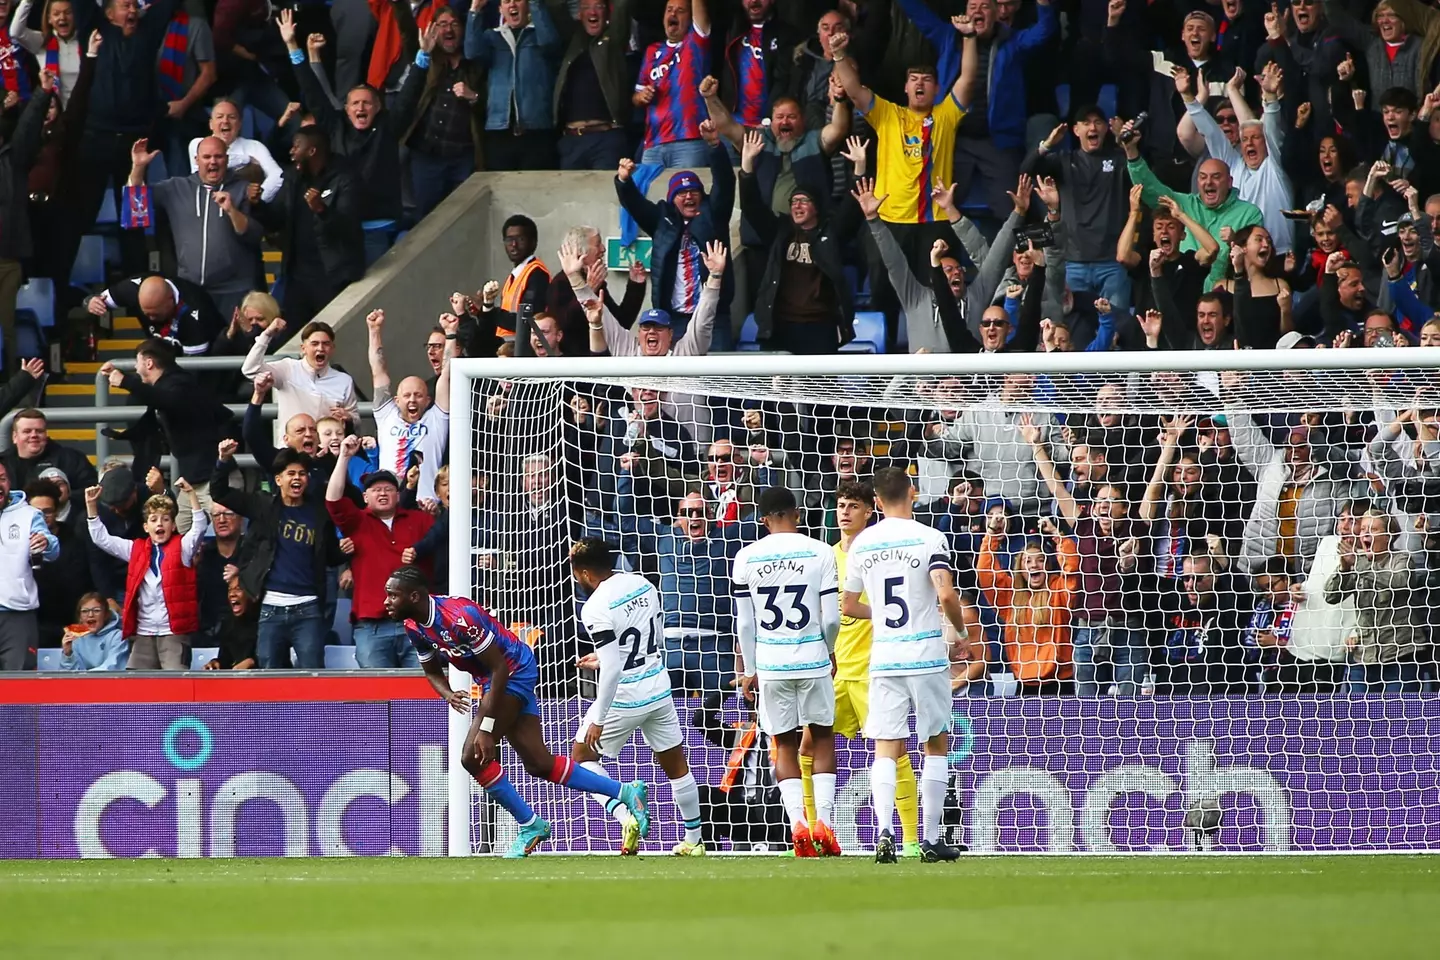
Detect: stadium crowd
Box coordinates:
(0, 0, 1438, 703)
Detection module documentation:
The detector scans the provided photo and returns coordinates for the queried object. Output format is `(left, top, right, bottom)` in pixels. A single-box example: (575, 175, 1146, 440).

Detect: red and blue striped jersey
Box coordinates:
(735, 26, 768, 127)
(404, 595, 536, 681)
(638, 27, 711, 149)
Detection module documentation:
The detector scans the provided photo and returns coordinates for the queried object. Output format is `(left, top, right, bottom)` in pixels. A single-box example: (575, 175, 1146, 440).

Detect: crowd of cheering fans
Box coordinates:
(0, 0, 1438, 697)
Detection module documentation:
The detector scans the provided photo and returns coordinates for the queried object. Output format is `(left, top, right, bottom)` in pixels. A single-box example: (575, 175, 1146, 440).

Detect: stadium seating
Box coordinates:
(324, 645, 360, 670)
(70, 235, 106, 287)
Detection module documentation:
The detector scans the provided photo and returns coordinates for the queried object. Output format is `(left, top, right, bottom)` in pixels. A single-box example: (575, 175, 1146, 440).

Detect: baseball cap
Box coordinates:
(361, 470, 401, 491)
(1073, 103, 1107, 124)
(789, 185, 819, 204)
(36, 466, 68, 486)
(99, 467, 135, 506)
(1276, 331, 1317, 349)
(667, 171, 704, 203)
(638, 308, 672, 327)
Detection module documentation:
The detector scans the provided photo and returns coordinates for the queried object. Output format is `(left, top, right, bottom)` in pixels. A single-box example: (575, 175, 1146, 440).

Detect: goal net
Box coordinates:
(446, 351, 1440, 856)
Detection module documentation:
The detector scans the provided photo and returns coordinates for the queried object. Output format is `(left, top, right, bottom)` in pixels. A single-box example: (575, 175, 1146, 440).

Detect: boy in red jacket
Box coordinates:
(326, 435, 434, 667)
(85, 479, 210, 670)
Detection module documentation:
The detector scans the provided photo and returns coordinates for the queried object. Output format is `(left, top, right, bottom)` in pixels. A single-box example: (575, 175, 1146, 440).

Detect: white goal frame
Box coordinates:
(444, 348, 1440, 857)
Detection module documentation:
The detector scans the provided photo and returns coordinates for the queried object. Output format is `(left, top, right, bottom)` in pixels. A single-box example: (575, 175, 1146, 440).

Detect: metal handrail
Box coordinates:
(92, 356, 374, 462)
(0, 355, 372, 462)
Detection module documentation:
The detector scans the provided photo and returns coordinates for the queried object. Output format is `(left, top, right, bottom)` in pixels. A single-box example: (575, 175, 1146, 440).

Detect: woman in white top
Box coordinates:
(9, 0, 80, 107)
(187, 98, 285, 201)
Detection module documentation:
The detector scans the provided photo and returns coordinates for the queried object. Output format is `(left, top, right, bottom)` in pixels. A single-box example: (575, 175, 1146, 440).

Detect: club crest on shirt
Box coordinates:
(1102, 159, 1115, 172)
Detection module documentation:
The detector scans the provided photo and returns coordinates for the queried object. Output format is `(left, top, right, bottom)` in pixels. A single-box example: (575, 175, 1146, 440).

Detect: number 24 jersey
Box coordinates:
(843, 517, 952, 677)
(580, 572, 672, 711)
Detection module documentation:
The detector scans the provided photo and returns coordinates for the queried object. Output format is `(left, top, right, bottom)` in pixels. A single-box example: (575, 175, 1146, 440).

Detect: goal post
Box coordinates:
(446, 349, 1440, 857)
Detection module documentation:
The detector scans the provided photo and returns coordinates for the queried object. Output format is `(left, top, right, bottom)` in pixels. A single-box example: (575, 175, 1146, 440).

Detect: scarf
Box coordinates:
(0, 29, 32, 100)
(158, 12, 189, 102)
(43, 35, 60, 95)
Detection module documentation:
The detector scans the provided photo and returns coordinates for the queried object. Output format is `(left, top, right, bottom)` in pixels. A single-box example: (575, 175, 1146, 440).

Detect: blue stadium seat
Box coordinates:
(70, 235, 106, 286)
(148, 151, 169, 184)
(36, 649, 64, 671)
(737, 313, 761, 351)
(16, 279, 55, 328)
(95, 185, 119, 229)
(1055, 83, 1071, 121)
(190, 647, 219, 669)
(242, 104, 257, 140)
(332, 598, 353, 646)
(841, 311, 885, 354)
(324, 645, 359, 669)
(1099, 84, 1118, 122)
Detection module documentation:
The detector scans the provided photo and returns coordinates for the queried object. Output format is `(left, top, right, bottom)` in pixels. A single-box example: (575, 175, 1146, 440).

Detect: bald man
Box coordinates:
(366, 309, 458, 502)
(242, 377, 338, 495)
(1122, 121, 1263, 287)
(116, 133, 264, 320)
(87, 274, 225, 355)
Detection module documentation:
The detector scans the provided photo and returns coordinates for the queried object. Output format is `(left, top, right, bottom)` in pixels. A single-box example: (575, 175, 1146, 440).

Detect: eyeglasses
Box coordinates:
(79, 607, 106, 616)
(426, 342, 445, 351)
(979, 319, 1008, 328)
(708, 454, 734, 462)
(678, 508, 707, 518)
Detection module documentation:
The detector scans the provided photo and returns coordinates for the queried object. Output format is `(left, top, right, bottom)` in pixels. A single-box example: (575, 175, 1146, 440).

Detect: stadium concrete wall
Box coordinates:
(2, 681, 1437, 857)
(307, 169, 722, 390)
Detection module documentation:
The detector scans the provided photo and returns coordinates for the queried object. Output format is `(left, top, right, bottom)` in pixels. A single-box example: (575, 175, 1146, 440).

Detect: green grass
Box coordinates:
(1, 856, 1435, 958)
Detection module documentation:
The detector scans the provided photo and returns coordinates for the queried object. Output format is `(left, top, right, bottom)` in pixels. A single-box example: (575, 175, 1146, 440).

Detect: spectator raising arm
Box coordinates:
(367, 308, 391, 394)
(434, 312, 459, 414)
(827, 30, 873, 114)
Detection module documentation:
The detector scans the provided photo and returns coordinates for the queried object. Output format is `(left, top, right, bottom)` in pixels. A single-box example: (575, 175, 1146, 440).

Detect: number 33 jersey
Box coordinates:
(844, 518, 952, 677)
(581, 573, 672, 711)
(732, 532, 838, 680)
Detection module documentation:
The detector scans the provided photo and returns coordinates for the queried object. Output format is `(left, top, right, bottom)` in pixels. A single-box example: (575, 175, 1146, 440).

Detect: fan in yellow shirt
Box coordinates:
(798, 480, 921, 857)
(827, 19, 979, 224)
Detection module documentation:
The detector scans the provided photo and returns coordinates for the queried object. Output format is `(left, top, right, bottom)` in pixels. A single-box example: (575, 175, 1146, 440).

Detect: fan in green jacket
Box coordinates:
(1121, 122, 1263, 288)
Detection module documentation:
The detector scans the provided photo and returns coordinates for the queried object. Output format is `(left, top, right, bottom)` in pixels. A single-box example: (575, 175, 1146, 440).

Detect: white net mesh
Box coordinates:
(453, 355, 1440, 855)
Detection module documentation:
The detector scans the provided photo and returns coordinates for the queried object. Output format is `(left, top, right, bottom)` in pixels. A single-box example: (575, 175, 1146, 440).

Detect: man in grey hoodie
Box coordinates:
(860, 178, 1019, 353)
(121, 136, 263, 320)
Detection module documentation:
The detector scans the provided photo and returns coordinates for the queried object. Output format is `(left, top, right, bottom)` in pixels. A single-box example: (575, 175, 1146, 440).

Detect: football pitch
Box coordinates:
(1, 855, 1434, 958)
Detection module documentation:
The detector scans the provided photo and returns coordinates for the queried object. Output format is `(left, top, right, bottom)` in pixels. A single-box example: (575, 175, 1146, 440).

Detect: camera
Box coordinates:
(1118, 111, 1148, 144)
(1018, 222, 1055, 249)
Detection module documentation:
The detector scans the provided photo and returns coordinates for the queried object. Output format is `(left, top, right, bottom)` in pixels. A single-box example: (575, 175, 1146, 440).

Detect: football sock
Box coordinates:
(779, 778, 807, 830)
(871, 757, 898, 836)
(813, 773, 837, 828)
(582, 761, 634, 825)
(547, 756, 620, 799)
(670, 772, 703, 844)
(476, 761, 536, 828)
(921, 755, 948, 845)
(895, 752, 920, 845)
(799, 753, 817, 825)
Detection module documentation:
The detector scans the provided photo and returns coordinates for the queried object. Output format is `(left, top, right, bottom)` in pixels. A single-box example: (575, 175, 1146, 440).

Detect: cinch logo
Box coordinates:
(72, 717, 448, 858)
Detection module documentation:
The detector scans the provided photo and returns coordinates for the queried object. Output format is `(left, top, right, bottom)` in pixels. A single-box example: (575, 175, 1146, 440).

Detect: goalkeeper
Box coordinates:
(799, 480, 921, 857)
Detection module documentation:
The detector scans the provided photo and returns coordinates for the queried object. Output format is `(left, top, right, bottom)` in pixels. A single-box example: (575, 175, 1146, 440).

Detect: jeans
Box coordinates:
(665, 632, 735, 694)
(409, 149, 476, 222)
(1072, 623, 1147, 697)
(1345, 660, 1425, 693)
(1065, 260, 1134, 313)
(257, 600, 326, 669)
(640, 138, 712, 169)
(352, 619, 419, 669)
(558, 128, 629, 171)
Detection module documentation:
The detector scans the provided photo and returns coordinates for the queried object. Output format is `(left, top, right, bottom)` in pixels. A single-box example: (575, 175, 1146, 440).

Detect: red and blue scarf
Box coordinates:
(43, 35, 60, 95)
(158, 12, 189, 102)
